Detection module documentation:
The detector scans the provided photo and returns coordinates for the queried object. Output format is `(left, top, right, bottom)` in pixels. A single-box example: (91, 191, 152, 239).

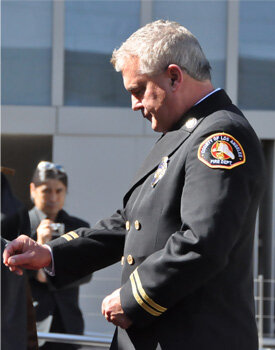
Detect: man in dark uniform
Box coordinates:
(3, 20, 265, 350)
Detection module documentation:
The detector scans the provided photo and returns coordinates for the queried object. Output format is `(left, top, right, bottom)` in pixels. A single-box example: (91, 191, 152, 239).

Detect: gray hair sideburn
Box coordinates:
(111, 20, 211, 81)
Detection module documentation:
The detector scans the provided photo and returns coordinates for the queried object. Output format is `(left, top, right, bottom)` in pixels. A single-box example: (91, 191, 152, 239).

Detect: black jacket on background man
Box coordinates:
(28, 207, 91, 344)
(47, 90, 265, 350)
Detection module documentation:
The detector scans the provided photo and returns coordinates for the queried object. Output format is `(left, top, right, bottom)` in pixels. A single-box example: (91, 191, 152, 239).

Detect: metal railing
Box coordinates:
(37, 332, 275, 349)
(37, 332, 111, 348)
(255, 276, 275, 349)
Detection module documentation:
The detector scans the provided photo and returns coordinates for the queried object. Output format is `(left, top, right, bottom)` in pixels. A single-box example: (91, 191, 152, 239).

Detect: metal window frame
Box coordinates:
(271, 143, 275, 335)
(226, 0, 239, 105)
(51, 0, 65, 107)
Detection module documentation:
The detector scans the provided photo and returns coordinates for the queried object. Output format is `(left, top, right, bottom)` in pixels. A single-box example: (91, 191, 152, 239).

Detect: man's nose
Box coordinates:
(131, 95, 143, 111)
(49, 193, 58, 202)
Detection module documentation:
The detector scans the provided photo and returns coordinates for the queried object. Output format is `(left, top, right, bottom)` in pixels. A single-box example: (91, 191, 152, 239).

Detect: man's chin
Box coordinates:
(44, 208, 59, 217)
(151, 123, 164, 133)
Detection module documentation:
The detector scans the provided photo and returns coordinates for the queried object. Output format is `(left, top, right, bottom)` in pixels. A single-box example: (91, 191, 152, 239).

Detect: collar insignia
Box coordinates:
(185, 117, 197, 129)
(151, 156, 169, 187)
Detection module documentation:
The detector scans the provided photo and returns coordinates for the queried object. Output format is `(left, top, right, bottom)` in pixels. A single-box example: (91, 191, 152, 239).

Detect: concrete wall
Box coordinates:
(53, 107, 157, 335)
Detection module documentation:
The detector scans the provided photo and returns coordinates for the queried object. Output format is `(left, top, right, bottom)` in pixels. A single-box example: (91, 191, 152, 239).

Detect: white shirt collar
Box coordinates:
(194, 88, 222, 106)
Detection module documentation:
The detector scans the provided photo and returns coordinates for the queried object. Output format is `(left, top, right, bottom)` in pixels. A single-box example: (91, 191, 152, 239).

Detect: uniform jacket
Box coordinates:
(29, 207, 91, 335)
(48, 90, 265, 349)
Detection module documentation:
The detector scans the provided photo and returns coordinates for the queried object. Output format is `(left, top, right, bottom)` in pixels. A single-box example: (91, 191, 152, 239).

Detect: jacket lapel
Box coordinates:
(132, 128, 190, 186)
(123, 128, 191, 206)
(29, 207, 43, 235)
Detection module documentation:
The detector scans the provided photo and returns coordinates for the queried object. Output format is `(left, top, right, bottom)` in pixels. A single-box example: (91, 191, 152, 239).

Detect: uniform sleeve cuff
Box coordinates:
(120, 268, 167, 327)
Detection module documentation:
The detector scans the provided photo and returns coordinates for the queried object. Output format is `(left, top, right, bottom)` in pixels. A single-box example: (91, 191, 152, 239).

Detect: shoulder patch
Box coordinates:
(198, 133, 246, 169)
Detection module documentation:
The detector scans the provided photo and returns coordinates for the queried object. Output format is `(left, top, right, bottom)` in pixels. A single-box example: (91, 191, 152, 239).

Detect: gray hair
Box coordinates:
(111, 20, 211, 81)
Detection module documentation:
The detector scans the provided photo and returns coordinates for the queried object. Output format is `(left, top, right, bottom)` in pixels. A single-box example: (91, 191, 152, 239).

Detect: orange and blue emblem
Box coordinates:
(198, 133, 246, 169)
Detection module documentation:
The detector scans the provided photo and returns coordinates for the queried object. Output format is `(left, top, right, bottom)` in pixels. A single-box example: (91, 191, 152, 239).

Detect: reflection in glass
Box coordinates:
(152, 1, 227, 90)
(1, 0, 52, 106)
(64, 1, 140, 107)
(238, 1, 275, 110)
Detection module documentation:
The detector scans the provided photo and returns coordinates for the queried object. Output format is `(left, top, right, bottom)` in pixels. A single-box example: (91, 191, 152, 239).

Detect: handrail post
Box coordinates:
(258, 275, 264, 349)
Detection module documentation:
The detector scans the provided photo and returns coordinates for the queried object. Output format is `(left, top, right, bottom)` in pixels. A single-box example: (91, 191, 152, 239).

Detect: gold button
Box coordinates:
(126, 221, 130, 231)
(121, 256, 125, 266)
(134, 220, 141, 230)
(127, 255, 134, 265)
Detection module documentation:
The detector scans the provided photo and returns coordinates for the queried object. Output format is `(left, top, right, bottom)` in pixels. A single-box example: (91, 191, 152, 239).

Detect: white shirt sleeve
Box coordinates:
(43, 244, 55, 276)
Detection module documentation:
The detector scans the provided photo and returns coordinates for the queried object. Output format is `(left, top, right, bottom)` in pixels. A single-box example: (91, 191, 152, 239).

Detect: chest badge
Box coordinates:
(151, 156, 169, 187)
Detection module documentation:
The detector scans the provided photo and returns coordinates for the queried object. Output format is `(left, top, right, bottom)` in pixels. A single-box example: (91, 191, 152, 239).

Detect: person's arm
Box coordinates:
(34, 219, 54, 282)
(53, 216, 93, 288)
(47, 209, 126, 287)
(3, 209, 126, 283)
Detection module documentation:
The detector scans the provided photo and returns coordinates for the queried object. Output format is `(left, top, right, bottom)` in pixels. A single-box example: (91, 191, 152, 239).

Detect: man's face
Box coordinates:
(122, 56, 179, 133)
(30, 179, 67, 219)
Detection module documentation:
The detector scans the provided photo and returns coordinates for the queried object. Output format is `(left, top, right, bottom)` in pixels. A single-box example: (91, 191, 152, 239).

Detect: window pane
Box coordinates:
(64, 1, 140, 107)
(1, 0, 52, 106)
(238, 1, 275, 110)
(153, 0, 227, 89)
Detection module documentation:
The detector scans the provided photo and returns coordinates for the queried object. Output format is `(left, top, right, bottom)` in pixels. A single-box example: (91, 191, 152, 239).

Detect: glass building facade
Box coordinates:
(3, 0, 275, 109)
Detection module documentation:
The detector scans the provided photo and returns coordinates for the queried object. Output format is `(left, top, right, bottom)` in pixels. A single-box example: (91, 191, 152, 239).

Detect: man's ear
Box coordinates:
(167, 64, 183, 90)
(30, 182, 36, 201)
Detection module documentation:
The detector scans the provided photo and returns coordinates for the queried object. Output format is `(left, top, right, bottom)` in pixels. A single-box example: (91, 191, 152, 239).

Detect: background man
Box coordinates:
(28, 161, 91, 349)
(3, 20, 265, 350)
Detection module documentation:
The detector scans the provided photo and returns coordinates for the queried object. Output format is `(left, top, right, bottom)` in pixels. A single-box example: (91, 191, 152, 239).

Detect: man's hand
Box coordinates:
(37, 219, 54, 245)
(3, 235, 52, 276)
(102, 288, 132, 329)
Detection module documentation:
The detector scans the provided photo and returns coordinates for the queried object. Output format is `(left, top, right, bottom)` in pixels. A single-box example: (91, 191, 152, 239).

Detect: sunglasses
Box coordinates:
(37, 161, 65, 173)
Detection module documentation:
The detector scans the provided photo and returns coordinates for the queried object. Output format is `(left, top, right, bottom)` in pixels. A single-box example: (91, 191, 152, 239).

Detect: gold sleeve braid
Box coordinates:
(61, 231, 79, 241)
(130, 268, 167, 317)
